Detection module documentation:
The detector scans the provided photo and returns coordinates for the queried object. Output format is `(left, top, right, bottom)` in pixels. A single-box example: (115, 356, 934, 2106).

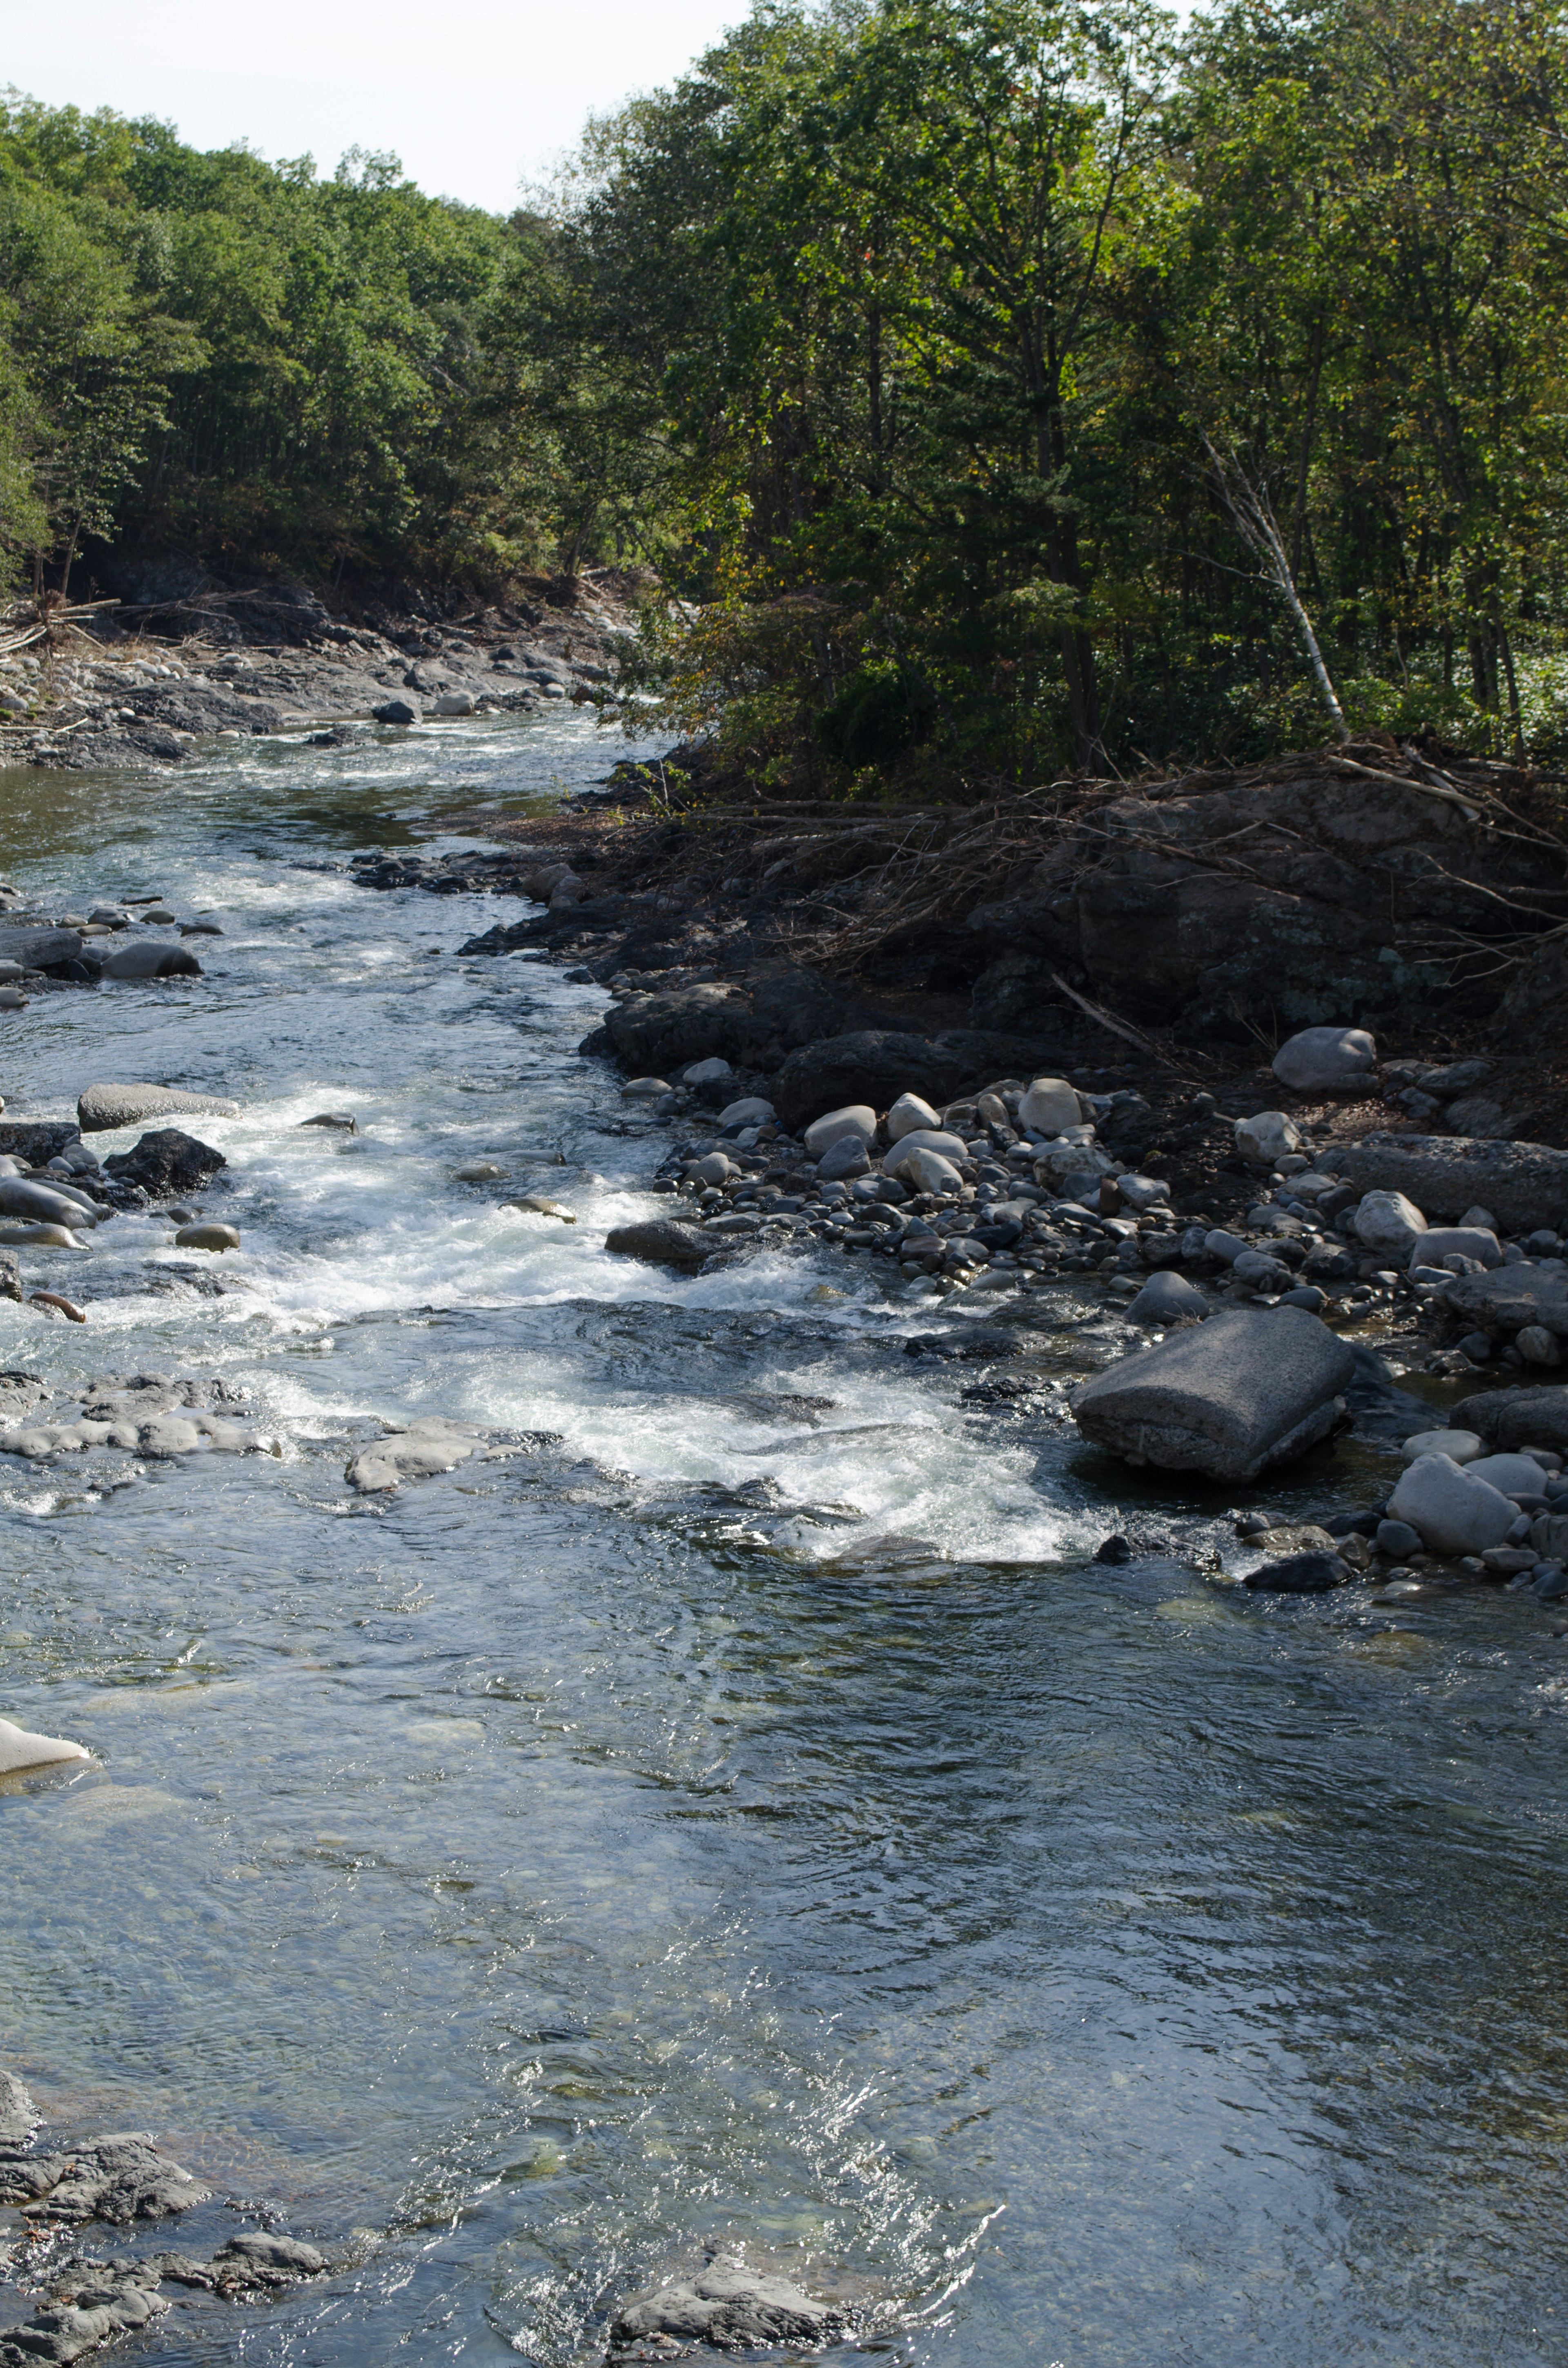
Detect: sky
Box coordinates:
(4, 0, 746, 212)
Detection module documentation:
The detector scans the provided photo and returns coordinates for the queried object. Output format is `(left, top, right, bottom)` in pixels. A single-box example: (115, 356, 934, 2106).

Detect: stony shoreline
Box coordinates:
(0, 584, 621, 772)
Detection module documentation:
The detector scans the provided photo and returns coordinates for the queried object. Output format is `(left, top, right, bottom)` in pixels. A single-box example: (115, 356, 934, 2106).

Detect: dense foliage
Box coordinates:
(6, 0, 1568, 780)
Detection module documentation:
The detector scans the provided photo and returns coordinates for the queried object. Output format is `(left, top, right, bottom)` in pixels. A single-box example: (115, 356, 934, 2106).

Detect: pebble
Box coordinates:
(1234, 1110, 1301, 1166)
(1354, 1188, 1428, 1255)
(803, 1103, 876, 1158)
(1018, 1077, 1084, 1133)
(622, 1077, 672, 1098)
(886, 1090, 942, 1140)
(1401, 1427, 1485, 1462)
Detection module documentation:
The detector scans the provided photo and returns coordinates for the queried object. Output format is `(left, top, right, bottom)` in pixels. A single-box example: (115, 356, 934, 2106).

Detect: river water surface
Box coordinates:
(2, 709, 1567, 2367)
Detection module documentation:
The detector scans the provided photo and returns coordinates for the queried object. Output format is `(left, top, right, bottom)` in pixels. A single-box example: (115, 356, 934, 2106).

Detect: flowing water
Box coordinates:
(2, 710, 1568, 2367)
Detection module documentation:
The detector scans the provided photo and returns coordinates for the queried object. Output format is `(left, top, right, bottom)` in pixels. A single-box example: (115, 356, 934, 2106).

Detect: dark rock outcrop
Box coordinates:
(102, 1129, 226, 1200)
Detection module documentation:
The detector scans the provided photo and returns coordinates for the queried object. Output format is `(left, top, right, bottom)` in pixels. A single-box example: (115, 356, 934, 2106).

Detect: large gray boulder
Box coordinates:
(1443, 1262, 1568, 1342)
(0, 925, 82, 970)
(1070, 1306, 1356, 1481)
(1334, 1133, 1568, 1232)
(79, 1081, 239, 1133)
(1449, 1384, 1568, 1454)
(1386, 1453, 1517, 1555)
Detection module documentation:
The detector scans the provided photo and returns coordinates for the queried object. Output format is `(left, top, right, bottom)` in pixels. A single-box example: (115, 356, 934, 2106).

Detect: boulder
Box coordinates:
(1123, 1270, 1208, 1325)
(1386, 1453, 1517, 1554)
(895, 1148, 964, 1194)
(1333, 1133, 1568, 1232)
(1116, 1174, 1170, 1213)
(1272, 1024, 1378, 1092)
(0, 1177, 100, 1229)
(1243, 1548, 1350, 1592)
(608, 2260, 844, 2355)
(817, 1134, 871, 1182)
(1465, 1451, 1554, 1498)
(1405, 1224, 1500, 1273)
(0, 925, 83, 970)
(603, 983, 753, 1075)
(0, 1122, 80, 1165)
(1518, 1324, 1562, 1365)
(1354, 1189, 1428, 1256)
(78, 1081, 238, 1133)
(772, 1028, 1056, 1130)
(604, 1219, 710, 1271)
(432, 690, 475, 717)
(887, 1090, 943, 1140)
(717, 1097, 775, 1127)
(683, 1058, 733, 1086)
(883, 1129, 970, 1178)
(1401, 1427, 1485, 1462)
(802, 1104, 877, 1159)
(175, 1223, 240, 1251)
(0, 1713, 90, 1775)
(1450, 1385, 1568, 1454)
(102, 1129, 227, 1200)
(1235, 1110, 1300, 1166)
(1443, 1262, 1568, 1341)
(100, 941, 203, 981)
(1018, 1076, 1083, 1134)
(372, 698, 418, 725)
(1069, 1305, 1356, 1481)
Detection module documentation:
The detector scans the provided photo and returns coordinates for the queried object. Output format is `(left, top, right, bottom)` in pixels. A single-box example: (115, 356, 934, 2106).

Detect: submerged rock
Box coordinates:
(99, 941, 203, 981)
(1243, 1548, 1350, 1592)
(345, 1416, 486, 1494)
(1070, 1306, 1356, 1482)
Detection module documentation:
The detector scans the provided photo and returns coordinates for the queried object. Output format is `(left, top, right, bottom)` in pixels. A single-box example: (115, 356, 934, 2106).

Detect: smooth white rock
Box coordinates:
(1018, 1077, 1083, 1135)
(683, 1058, 733, 1085)
(1116, 1173, 1170, 1212)
(1401, 1427, 1485, 1463)
(622, 1077, 672, 1098)
(883, 1129, 970, 1178)
(1235, 1111, 1301, 1166)
(897, 1148, 964, 1194)
(717, 1097, 775, 1127)
(1387, 1453, 1517, 1554)
(886, 1092, 942, 1142)
(1354, 1188, 1428, 1255)
(0, 1715, 89, 1775)
(1271, 1025, 1377, 1092)
(1465, 1452, 1557, 1499)
(803, 1105, 877, 1158)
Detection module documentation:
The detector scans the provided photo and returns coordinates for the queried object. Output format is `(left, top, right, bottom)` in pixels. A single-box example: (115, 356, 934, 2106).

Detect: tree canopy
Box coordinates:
(7, 0, 1568, 779)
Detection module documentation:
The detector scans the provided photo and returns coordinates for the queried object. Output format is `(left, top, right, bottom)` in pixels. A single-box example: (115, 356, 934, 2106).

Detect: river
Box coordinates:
(1, 707, 1566, 2367)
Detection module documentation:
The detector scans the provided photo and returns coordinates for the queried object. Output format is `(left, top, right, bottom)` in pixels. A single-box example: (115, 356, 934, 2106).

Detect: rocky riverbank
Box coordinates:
(0, 580, 623, 772)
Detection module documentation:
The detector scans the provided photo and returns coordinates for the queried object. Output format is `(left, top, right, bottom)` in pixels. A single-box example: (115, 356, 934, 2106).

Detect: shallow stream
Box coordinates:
(2, 710, 1567, 2366)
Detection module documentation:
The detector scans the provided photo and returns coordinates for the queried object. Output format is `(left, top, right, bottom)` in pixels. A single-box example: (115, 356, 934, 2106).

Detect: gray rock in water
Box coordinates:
(0, 925, 83, 971)
(1070, 1306, 1356, 1481)
(0, 2132, 209, 2223)
(605, 1219, 710, 1271)
(1334, 1132, 1568, 1232)
(1124, 1270, 1208, 1325)
(301, 1111, 356, 1132)
(0, 2066, 38, 2149)
(1406, 1224, 1500, 1273)
(346, 1416, 484, 1494)
(0, 1176, 99, 1229)
(79, 1081, 239, 1133)
(608, 2259, 844, 2355)
(1271, 1024, 1377, 1092)
(373, 698, 418, 725)
(99, 941, 202, 981)
(215, 2231, 325, 2277)
(102, 1129, 226, 1200)
(1243, 1548, 1350, 1592)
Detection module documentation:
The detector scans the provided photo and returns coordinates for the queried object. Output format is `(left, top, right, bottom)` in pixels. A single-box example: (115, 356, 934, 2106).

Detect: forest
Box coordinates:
(3, 0, 1568, 783)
